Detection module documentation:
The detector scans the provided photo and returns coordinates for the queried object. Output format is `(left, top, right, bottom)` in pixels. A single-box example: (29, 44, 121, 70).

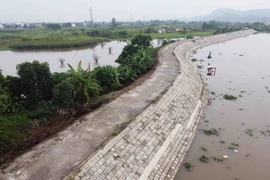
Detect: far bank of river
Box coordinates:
(176, 33, 270, 180)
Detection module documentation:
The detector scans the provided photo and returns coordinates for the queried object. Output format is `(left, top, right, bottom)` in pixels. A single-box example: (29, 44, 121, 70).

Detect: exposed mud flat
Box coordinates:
(176, 33, 270, 180)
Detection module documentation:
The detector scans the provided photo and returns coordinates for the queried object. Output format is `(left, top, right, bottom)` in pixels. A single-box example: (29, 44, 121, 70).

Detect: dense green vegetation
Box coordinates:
(1, 21, 269, 50)
(0, 35, 166, 165)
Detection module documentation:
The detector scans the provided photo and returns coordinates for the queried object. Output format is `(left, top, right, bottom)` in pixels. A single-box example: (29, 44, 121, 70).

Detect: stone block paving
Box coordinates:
(72, 30, 256, 180)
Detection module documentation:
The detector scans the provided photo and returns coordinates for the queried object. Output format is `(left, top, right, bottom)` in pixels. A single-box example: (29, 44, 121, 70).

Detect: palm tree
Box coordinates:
(67, 61, 101, 105)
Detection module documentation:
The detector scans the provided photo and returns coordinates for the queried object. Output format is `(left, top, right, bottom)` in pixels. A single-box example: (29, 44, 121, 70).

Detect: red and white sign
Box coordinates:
(207, 67, 216, 76)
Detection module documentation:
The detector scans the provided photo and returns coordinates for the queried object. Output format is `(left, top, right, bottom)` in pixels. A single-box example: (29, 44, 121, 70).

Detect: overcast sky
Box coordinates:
(1, 0, 270, 22)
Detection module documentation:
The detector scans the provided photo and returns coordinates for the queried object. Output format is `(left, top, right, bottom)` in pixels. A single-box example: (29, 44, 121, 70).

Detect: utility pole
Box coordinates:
(90, 7, 93, 25)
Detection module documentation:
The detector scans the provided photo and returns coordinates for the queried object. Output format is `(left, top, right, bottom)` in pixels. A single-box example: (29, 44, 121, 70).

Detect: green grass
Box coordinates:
(219, 140, 225, 144)
(224, 94, 237, 100)
(231, 142, 239, 147)
(245, 128, 254, 136)
(0, 27, 215, 50)
(212, 156, 224, 162)
(184, 162, 193, 171)
(0, 111, 31, 154)
(149, 31, 214, 39)
(199, 155, 209, 163)
(9, 39, 103, 50)
(203, 128, 219, 136)
(201, 146, 208, 152)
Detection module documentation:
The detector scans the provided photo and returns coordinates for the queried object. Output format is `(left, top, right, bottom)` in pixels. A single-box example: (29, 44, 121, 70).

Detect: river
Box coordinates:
(175, 33, 270, 180)
(0, 41, 128, 76)
(0, 39, 180, 76)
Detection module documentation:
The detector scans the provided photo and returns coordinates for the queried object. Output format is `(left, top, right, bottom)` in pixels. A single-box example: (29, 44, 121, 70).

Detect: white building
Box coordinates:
(0, 24, 4, 29)
(158, 28, 166, 34)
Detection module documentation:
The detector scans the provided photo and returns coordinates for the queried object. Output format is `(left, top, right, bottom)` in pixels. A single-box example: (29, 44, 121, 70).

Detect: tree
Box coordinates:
(116, 44, 140, 64)
(47, 23, 61, 30)
(67, 61, 101, 105)
(111, 18, 117, 27)
(16, 60, 53, 109)
(202, 22, 207, 30)
(131, 35, 152, 47)
(62, 23, 72, 27)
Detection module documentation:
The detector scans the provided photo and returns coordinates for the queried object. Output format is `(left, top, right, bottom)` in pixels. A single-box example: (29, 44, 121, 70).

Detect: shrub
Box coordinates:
(117, 65, 137, 84)
(28, 102, 55, 122)
(0, 111, 30, 154)
(199, 155, 209, 163)
(161, 39, 176, 46)
(131, 35, 152, 47)
(224, 94, 237, 100)
(92, 65, 122, 93)
(52, 72, 71, 86)
(203, 128, 219, 136)
(52, 80, 75, 109)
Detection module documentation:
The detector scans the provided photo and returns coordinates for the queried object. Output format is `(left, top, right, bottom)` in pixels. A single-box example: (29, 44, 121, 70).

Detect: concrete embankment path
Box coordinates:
(0, 30, 255, 180)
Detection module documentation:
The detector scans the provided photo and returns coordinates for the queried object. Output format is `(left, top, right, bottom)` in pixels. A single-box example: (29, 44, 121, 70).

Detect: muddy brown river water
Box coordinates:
(175, 33, 270, 180)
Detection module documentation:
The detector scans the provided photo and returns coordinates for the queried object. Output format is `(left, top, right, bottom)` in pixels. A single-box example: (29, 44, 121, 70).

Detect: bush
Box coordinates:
(131, 35, 152, 47)
(28, 102, 55, 122)
(0, 72, 21, 114)
(52, 80, 75, 109)
(92, 65, 122, 93)
(0, 111, 30, 154)
(47, 23, 61, 30)
(116, 44, 140, 64)
(161, 39, 175, 46)
(52, 72, 71, 86)
(224, 94, 237, 100)
(186, 34, 193, 39)
(117, 65, 138, 84)
(0, 88, 13, 114)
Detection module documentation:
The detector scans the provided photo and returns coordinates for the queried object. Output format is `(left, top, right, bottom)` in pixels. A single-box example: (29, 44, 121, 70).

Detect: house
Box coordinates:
(36, 23, 42, 27)
(71, 23, 77, 27)
(158, 28, 166, 34)
(0, 24, 4, 29)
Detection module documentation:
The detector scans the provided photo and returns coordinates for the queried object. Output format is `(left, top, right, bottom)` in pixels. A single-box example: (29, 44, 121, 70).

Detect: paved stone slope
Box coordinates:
(72, 30, 255, 180)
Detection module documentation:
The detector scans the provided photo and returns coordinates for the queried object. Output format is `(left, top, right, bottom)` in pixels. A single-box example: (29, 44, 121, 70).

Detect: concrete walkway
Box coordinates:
(0, 30, 255, 180)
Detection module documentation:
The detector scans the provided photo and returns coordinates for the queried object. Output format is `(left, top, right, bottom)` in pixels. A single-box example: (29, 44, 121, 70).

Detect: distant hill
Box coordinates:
(191, 8, 270, 22)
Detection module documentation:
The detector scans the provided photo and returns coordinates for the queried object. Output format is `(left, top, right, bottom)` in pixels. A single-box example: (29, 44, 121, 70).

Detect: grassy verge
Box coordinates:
(0, 28, 215, 50)
(149, 31, 215, 39)
(9, 39, 103, 50)
(0, 111, 31, 155)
